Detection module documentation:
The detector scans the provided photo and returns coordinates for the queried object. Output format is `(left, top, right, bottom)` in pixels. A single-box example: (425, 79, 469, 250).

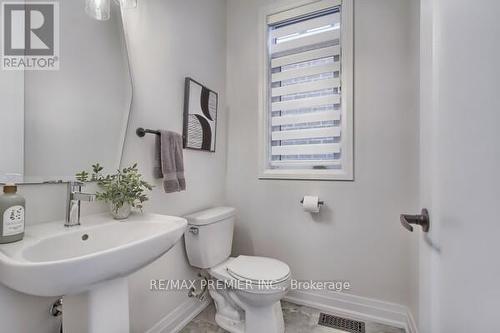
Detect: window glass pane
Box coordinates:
(268, 7, 342, 170)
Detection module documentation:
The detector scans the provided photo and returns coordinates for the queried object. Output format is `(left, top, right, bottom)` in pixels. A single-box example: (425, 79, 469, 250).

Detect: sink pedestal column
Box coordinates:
(63, 277, 129, 333)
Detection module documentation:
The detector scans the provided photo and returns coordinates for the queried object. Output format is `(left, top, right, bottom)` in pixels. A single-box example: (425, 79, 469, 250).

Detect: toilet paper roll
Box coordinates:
(302, 196, 320, 213)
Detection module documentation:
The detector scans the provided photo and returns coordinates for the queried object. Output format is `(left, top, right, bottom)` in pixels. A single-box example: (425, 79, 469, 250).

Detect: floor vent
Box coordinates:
(318, 313, 366, 333)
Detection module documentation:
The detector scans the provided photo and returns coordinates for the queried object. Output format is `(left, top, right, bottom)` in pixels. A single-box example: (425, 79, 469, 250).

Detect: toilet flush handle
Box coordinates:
(189, 226, 199, 235)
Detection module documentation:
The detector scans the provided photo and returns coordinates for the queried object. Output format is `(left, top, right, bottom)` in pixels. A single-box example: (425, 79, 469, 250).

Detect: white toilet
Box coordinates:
(184, 207, 291, 333)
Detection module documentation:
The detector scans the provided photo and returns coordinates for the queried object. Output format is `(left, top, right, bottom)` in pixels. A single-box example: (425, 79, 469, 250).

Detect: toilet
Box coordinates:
(184, 207, 291, 333)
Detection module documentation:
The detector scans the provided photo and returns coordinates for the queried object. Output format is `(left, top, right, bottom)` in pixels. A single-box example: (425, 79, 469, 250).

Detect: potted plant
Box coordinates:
(76, 163, 153, 220)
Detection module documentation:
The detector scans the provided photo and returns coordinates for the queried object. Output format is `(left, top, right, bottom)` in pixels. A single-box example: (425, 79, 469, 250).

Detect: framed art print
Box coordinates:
(183, 78, 218, 152)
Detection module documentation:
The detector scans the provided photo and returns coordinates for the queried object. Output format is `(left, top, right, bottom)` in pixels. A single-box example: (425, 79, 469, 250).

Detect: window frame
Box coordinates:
(258, 0, 354, 181)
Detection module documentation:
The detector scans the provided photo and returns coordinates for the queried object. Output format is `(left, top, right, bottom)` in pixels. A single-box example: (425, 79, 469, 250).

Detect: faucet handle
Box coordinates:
(72, 192, 96, 202)
(68, 181, 85, 192)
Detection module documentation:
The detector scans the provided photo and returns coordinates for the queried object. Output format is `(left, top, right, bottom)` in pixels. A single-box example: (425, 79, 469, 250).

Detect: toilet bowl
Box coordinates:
(209, 256, 291, 333)
(184, 207, 291, 333)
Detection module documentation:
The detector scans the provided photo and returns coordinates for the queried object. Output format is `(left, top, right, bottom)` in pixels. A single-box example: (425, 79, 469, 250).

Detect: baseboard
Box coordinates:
(145, 289, 418, 333)
(405, 308, 418, 333)
(146, 297, 210, 333)
(284, 290, 418, 333)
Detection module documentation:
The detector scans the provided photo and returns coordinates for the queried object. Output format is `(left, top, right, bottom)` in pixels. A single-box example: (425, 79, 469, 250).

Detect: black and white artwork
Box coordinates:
(183, 78, 218, 152)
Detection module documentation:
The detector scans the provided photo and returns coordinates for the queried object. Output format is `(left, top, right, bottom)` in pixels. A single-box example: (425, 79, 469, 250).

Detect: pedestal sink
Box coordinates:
(0, 213, 187, 333)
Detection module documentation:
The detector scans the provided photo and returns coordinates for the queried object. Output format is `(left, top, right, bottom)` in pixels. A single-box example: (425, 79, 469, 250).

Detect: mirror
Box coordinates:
(0, 0, 132, 184)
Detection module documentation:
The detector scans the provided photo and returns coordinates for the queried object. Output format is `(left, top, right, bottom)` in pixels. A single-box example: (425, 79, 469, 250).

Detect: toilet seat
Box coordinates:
(209, 256, 290, 289)
(226, 256, 290, 285)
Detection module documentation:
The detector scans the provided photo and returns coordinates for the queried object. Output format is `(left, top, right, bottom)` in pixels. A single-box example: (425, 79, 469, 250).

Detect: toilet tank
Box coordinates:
(184, 207, 236, 269)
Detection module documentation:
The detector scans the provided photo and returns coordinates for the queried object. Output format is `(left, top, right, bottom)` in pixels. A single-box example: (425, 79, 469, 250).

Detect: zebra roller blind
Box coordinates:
(265, 0, 351, 178)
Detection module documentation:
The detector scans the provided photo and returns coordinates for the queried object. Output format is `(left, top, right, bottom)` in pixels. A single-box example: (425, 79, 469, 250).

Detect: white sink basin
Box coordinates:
(0, 213, 187, 297)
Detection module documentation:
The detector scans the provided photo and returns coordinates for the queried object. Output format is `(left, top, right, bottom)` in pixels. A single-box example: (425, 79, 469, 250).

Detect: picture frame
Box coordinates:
(183, 77, 218, 152)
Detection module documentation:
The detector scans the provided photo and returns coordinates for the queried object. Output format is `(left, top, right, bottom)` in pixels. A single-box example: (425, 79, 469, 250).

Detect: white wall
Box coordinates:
(0, 70, 24, 178)
(419, 0, 500, 332)
(121, 0, 227, 331)
(225, 0, 420, 311)
(0, 0, 227, 332)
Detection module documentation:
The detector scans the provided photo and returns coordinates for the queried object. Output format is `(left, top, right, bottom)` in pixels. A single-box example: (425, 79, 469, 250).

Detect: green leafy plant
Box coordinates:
(76, 163, 153, 213)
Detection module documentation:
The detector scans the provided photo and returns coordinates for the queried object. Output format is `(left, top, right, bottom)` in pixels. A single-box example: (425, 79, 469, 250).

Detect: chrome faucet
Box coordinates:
(66, 181, 96, 227)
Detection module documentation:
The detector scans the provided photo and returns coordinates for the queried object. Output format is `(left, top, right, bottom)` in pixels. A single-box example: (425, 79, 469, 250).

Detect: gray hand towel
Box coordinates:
(154, 131, 186, 193)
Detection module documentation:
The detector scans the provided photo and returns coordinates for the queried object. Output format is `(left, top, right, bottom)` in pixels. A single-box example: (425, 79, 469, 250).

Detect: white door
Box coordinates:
(419, 0, 500, 332)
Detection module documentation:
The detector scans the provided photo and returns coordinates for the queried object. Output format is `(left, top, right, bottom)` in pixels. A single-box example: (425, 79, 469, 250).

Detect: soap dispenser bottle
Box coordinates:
(0, 184, 25, 244)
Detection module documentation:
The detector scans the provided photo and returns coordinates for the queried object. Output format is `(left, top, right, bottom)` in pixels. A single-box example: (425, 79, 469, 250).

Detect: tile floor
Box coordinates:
(181, 301, 405, 333)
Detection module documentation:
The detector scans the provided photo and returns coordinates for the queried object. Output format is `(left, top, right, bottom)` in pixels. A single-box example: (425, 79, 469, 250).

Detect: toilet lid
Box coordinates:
(226, 256, 290, 285)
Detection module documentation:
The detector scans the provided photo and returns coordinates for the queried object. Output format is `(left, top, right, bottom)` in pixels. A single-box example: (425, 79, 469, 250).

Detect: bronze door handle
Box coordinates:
(400, 209, 430, 232)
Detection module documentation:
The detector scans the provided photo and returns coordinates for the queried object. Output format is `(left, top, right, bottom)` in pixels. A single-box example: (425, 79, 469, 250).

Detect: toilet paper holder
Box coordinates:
(300, 198, 325, 206)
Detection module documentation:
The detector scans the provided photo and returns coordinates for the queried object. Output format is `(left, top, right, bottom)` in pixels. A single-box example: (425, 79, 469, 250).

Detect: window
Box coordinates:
(259, 0, 353, 180)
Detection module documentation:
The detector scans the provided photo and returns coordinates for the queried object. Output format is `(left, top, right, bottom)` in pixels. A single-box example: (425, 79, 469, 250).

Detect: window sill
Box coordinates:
(258, 169, 353, 181)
